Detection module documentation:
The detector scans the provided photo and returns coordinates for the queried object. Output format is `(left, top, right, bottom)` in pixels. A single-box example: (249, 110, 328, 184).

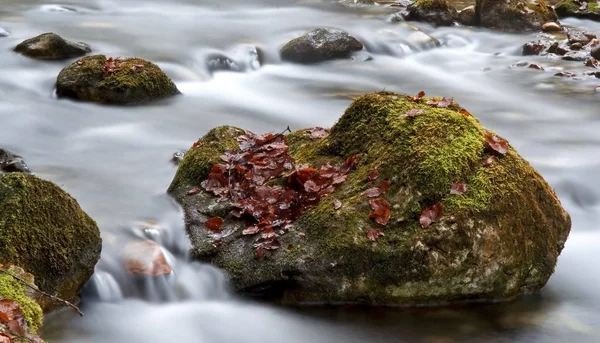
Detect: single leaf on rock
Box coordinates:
(307, 127, 330, 139)
(379, 180, 390, 194)
(419, 203, 444, 228)
(205, 217, 224, 233)
(459, 108, 471, 116)
(450, 182, 467, 195)
(333, 199, 342, 210)
(437, 97, 453, 108)
(369, 198, 391, 226)
(485, 132, 509, 155)
(408, 91, 426, 101)
(367, 167, 380, 181)
(405, 109, 424, 118)
(366, 228, 385, 242)
(256, 246, 265, 262)
(362, 187, 382, 198)
(187, 187, 200, 196)
(483, 155, 495, 167)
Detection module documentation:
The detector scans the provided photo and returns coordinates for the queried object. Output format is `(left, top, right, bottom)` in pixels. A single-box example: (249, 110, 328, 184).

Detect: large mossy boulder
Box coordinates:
(474, 0, 558, 32)
(168, 92, 570, 305)
(0, 173, 102, 311)
(56, 54, 180, 104)
(404, 0, 458, 27)
(14, 32, 90, 60)
(555, 0, 600, 20)
(280, 28, 363, 64)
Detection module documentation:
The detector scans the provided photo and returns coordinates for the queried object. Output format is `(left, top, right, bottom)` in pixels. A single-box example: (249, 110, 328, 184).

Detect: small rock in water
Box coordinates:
(206, 53, 241, 73)
(523, 40, 553, 55)
(585, 58, 598, 68)
(280, 28, 363, 64)
(555, 71, 577, 77)
(404, 0, 457, 27)
(171, 151, 185, 164)
(122, 240, 172, 277)
(0, 28, 9, 37)
(542, 22, 562, 32)
(570, 42, 583, 50)
(562, 51, 588, 61)
(568, 29, 593, 45)
(528, 63, 545, 70)
(457, 5, 476, 26)
(592, 46, 600, 60)
(14, 32, 90, 60)
(0, 148, 31, 173)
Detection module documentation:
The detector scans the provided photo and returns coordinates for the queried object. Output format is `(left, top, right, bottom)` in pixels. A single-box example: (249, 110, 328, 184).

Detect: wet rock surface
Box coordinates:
(14, 32, 91, 60)
(474, 0, 558, 32)
(55, 54, 180, 104)
(0, 148, 30, 174)
(280, 28, 363, 64)
(168, 92, 571, 305)
(404, 0, 458, 27)
(555, 0, 600, 21)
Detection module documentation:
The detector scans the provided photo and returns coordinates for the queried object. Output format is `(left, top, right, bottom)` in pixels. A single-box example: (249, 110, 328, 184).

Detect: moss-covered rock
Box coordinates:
(168, 92, 571, 305)
(0, 173, 102, 312)
(555, 0, 600, 21)
(404, 0, 458, 27)
(280, 28, 363, 64)
(474, 0, 558, 32)
(0, 265, 44, 332)
(14, 33, 90, 60)
(55, 54, 180, 104)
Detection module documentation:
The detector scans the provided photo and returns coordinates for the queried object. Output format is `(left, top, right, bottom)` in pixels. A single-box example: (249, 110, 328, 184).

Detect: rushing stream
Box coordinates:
(1, 0, 600, 342)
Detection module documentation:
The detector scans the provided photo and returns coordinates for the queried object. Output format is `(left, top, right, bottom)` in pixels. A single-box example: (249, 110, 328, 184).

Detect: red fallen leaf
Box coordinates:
(261, 227, 277, 239)
(304, 180, 320, 193)
(344, 154, 360, 169)
(483, 155, 495, 167)
(122, 240, 172, 276)
(243, 226, 262, 235)
(187, 187, 200, 196)
(362, 187, 382, 198)
(333, 199, 342, 210)
(450, 182, 467, 195)
(379, 180, 390, 194)
(426, 98, 439, 105)
(212, 240, 222, 248)
(256, 246, 265, 261)
(367, 167, 379, 181)
(307, 127, 330, 139)
(366, 228, 385, 241)
(437, 97, 453, 108)
(408, 91, 426, 101)
(485, 131, 509, 155)
(0, 300, 23, 325)
(369, 198, 391, 226)
(405, 109, 424, 118)
(0, 333, 10, 343)
(192, 141, 202, 149)
(297, 232, 306, 239)
(419, 203, 444, 228)
(205, 217, 224, 233)
(459, 108, 471, 116)
(332, 174, 348, 185)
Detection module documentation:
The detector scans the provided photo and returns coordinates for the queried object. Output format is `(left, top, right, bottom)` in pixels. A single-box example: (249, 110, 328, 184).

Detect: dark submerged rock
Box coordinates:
(554, 0, 600, 21)
(56, 54, 180, 104)
(0, 173, 102, 311)
(280, 28, 363, 64)
(404, 0, 458, 27)
(168, 92, 571, 305)
(14, 32, 90, 60)
(0, 148, 30, 174)
(474, 0, 558, 32)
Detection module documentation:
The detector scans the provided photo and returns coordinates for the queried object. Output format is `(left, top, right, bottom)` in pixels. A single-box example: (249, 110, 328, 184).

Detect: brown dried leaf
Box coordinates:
(419, 203, 444, 228)
(405, 109, 424, 118)
(485, 131, 509, 155)
(450, 182, 467, 195)
(205, 217, 224, 233)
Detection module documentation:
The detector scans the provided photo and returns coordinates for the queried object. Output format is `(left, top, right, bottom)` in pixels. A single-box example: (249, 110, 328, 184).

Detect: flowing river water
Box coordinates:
(1, 0, 600, 342)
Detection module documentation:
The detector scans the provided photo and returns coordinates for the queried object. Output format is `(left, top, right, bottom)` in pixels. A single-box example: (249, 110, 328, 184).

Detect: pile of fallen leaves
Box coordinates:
(78, 57, 145, 76)
(0, 265, 44, 343)
(197, 130, 359, 259)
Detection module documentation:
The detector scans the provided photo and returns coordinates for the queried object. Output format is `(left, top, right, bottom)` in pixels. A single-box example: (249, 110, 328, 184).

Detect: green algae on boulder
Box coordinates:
(14, 32, 90, 60)
(56, 54, 180, 104)
(0, 173, 102, 312)
(555, 0, 600, 21)
(280, 28, 363, 64)
(404, 0, 458, 27)
(474, 0, 558, 32)
(168, 92, 570, 305)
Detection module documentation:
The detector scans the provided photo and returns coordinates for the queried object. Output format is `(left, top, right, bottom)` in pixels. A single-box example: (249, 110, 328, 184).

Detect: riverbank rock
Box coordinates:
(555, 0, 600, 21)
(404, 0, 458, 27)
(280, 28, 363, 64)
(0, 148, 30, 174)
(56, 54, 180, 104)
(0, 173, 102, 311)
(474, 0, 558, 32)
(14, 33, 90, 60)
(457, 5, 476, 26)
(168, 92, 571, 305)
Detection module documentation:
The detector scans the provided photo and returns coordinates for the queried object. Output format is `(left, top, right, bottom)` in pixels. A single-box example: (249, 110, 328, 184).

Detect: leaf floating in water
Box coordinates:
(369, 198, 391, 226)
(405, 109, 424, 118)
(419, 203, 444, 228)
(205, 217, 224, 233)
(366, 228, 384, 242)
(450, 182, 467, 195)
(485, 131, 509, 155)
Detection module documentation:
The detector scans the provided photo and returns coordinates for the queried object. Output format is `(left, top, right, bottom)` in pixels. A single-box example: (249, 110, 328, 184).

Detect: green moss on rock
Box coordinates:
(475, 0, 558, 32)
(0, 266, 43, 332)
(0, 173, 102, 311)
(56, 54, 180, 104)
(405, 0, 458, 27)
(555, 0, 600, 20)
(169, 92, 571, 305)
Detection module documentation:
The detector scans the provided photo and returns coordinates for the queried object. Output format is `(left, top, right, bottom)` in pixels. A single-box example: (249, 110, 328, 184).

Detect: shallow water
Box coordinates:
(1, 1, 600, 342)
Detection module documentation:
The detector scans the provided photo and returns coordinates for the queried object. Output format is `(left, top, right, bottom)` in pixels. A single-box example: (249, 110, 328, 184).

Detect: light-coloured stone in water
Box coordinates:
(542, 22, 562, 32)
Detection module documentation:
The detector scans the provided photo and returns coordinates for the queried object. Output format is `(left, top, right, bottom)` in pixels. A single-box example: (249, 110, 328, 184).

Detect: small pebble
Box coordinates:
(542, 22, 561, 33)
